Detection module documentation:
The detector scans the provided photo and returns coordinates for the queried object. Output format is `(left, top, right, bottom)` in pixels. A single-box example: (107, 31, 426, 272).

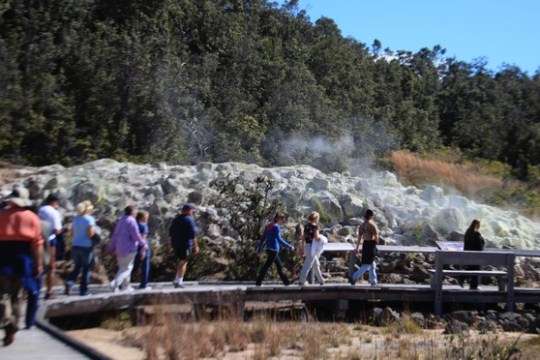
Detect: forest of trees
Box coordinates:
(0, 0, 538, 180)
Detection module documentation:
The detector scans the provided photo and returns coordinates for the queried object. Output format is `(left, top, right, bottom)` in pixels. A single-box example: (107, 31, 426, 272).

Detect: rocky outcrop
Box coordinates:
(2, 159, 540, 281)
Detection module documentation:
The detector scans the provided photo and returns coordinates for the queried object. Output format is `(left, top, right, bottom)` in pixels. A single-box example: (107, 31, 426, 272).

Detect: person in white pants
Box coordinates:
(108, 206, 147, 292)
(298, 212, 326, 285)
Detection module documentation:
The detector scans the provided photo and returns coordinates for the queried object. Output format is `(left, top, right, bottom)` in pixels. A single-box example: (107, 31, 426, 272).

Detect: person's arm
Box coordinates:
(257, 227, 268, 253)
(130, 218, 147, 248)
(276, 225, 293, 250)
(313, 228, 320, 241)
(53, 211, 62, 236)
(372, 223, 379, 242)
(33, 244, 43, 277)
(33, 217, 44, 276)
(191, 232, 199, 253)
(87, 225, 95, 238)
(355, 224, 364, 254)
(300, 229, 306, 256)
(477, 233, 485, 250)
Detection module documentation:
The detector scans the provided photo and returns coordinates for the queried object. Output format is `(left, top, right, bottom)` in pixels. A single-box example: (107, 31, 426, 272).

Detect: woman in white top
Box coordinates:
(298, 212, 326, 286)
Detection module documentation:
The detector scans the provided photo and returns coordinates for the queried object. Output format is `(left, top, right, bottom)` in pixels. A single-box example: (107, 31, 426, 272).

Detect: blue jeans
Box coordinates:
(352, 261, 377, 285)
(131, 246, 151, 288)
(66, 246, 94, 295)
(25, 274, 42, 328)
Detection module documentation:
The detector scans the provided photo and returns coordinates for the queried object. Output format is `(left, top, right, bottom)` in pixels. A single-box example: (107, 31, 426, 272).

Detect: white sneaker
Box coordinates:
(138, 286, 152, 291)
(119, 286, 135, 293)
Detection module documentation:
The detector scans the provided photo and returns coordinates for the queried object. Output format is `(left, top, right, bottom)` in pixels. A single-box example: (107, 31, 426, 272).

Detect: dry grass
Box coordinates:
(75, 316, 540, 360)
(128, 316, 352, 359)
(390, 151, 503, 195)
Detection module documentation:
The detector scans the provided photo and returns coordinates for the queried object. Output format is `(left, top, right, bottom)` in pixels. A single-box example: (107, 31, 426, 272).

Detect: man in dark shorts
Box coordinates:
(168, 204, 199, 288)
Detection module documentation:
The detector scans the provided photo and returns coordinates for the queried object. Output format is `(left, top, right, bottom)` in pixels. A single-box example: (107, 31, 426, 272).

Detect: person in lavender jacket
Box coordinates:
(108, 206, 147, 293)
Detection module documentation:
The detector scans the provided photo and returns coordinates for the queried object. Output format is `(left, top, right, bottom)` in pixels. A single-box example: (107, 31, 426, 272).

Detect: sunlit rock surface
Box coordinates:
(2, 159, 539, 249)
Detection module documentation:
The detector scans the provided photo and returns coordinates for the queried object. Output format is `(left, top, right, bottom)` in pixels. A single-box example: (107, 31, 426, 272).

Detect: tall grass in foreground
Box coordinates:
(114, 312, 536, 359)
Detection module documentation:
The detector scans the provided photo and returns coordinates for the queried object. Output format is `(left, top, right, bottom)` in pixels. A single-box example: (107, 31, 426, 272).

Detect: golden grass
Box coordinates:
(105, 316, 540, 360)
(390, 151, 503, 195)
(136, 317, 351, 359)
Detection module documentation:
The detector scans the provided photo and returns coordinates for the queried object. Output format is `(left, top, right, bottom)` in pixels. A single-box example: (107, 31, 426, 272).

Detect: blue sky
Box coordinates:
(294, 0, 540, 74)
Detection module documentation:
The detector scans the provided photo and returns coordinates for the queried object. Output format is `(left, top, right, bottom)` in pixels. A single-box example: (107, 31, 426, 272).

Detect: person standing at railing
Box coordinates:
(349, 209, 379, 287)
(460, 219, 485, 290)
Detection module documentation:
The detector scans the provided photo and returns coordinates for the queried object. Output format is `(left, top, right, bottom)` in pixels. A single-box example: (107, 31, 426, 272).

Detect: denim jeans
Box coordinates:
(131, 246, 151, 288)
(352, 261, 377, 285)
(66, 246, 94, 295)
(25, 274, 42, 328)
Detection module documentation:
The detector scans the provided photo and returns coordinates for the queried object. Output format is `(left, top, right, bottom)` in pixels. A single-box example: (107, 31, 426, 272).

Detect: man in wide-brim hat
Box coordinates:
(0, 186, 43, 346)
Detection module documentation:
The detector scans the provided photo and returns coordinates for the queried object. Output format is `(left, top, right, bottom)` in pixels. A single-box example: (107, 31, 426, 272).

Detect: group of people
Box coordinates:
(255, 209, 379, 287)
(0, 185, 199, 346)
(255, 209, 486, 291)
(0, 182, 488, 347)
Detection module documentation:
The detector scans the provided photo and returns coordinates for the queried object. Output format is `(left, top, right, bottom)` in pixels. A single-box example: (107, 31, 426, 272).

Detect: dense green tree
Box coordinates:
(0, 0, 538, 179)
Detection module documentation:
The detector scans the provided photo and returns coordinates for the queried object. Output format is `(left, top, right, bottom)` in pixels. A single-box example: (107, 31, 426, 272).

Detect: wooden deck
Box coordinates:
(0, 319, 89, 360)
(2, 279, 540, 359)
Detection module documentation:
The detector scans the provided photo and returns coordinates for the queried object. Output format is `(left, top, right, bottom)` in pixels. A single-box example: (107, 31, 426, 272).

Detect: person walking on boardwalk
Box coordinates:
(255, 213, 294, 286)
(25, 207, 52, 329)
(108, 206, 147, 293)
(65, 200, 96, 296)
(350, 209, 379, 286)
(38, 193, 63, 300)
(298, 211, 326, 286)
(130, 210, 151, 290)
(460, 219, 485, 290)
(0, 187, 43, 346)
(168, 204, 199, 288)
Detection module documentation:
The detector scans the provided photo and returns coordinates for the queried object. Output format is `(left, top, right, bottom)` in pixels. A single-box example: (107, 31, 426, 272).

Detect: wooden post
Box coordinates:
(506, 253, 516, 312)
(434, 251, 444, 316)
(348, 251, 355, 278)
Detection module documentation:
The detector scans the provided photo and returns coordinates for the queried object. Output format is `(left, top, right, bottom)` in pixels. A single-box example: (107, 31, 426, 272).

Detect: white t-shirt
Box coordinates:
(39, 205, 62, 241)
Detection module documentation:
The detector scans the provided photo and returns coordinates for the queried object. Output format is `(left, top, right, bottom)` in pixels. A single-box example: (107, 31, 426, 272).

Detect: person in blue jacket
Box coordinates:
(255, 213, 294, 286)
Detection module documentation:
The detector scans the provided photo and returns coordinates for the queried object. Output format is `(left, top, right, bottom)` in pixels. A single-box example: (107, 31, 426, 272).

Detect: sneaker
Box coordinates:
(3, 323, 17, 346)
(370, 283, 378, 287)
(138, 286, 152, 291)
(44, 292, 56, 300)
(122, 286, 135, 293)
(348, 276, 356, 286)
(64, 283, 72, 296)
(175, 283, 185, 289)
(458, 278, 465, 288)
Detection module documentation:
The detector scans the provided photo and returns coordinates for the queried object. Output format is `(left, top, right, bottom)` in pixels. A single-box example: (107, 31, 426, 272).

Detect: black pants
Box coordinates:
(256, 250, 290, 285)
(467, 265, 480, 289)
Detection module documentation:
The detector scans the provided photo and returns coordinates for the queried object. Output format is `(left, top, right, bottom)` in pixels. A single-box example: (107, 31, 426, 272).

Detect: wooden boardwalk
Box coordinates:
(0, 323, 89, 360)
(2, 281, 540, 359)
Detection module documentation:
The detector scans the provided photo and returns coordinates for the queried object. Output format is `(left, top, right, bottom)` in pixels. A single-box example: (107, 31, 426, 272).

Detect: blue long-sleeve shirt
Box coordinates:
(257, 222, 293, 253)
